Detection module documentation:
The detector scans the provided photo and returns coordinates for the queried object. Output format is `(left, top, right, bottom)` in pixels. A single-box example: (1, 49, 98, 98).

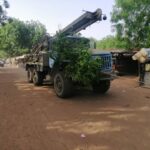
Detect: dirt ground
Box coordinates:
(0, 66, 150, 150)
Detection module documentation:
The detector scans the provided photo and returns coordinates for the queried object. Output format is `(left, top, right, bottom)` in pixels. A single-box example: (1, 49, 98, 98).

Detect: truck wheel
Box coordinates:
(27, 68, 33, 83)
(92, 80, 110, 94)
(54, 72, 73, 98)
(33, 70, 43, 86)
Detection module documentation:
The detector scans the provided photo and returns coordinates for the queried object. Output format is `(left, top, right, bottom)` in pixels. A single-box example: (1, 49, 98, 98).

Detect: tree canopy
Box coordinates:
(0, 0, 10, 25)
(0, 19, 46, 57)
(96, 35, 127, 50)
(111, 0, 150, 50)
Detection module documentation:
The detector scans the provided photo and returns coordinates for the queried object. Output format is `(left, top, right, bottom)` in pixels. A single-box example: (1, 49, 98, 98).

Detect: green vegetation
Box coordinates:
(0, 0, 10, 25)
(0, 19, 46, 56)
(97, 0, 150, 50)
(0, 50, 7, 58)
(51, 33, 102, 85)
(111, 0, 150, 50)
(96, 35, 127, 50)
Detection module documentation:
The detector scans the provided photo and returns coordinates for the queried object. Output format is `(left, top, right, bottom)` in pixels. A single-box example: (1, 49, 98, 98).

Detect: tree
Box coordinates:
(96, 35, 127, 50)
(111, 0, 150, 50)
(26, 20, 47, 48)
(0, 19, 46, 56)
(0, 0, 10, 25)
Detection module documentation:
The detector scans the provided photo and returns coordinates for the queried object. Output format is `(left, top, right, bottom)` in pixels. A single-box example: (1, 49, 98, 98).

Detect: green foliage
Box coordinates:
(0, 0, 9, 25)
(0, 50, 7, 58)
(26, 20, 47, 48)
(51, 33, 102, 85)
(111, 0, 150, 49)
(0, 19, 46, 56)
(96, 35, 127, 50)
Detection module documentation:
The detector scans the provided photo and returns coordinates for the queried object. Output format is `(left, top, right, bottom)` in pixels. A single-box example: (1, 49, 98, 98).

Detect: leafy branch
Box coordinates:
(52, 32, 102, 85)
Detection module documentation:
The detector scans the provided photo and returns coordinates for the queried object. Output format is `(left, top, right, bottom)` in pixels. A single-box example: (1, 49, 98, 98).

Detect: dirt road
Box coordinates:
(0, 66, 150, 150)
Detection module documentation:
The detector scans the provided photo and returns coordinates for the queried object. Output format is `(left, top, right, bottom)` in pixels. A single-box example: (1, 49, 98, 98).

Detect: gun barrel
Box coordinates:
(61, 8, 103, 35)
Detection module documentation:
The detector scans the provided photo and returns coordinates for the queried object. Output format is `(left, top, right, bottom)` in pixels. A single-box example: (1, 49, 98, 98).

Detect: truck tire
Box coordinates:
(27, 68, 33, 83)
(33, 70, 43, 86)
(54, 72, 73, 98)
(92, 80, 110, 94)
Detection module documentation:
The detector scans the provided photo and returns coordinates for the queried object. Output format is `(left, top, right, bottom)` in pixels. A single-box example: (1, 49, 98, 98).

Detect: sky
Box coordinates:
(7, 0, 115, 40)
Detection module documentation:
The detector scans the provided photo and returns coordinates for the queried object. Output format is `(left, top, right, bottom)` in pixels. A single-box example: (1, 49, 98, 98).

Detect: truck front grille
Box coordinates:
(100, 54, 112, 72)
(92, 53, 112, 72)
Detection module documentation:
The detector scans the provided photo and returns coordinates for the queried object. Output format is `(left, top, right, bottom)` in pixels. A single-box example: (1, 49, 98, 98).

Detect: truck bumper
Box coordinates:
(99, 72, 117, 81)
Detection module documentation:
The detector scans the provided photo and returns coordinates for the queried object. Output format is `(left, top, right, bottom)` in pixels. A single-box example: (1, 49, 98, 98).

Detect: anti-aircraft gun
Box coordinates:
(25, 8, 114, 98)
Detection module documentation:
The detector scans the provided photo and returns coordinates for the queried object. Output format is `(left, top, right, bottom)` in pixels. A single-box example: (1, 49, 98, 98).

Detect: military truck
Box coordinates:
(25, 9, 114, 98)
